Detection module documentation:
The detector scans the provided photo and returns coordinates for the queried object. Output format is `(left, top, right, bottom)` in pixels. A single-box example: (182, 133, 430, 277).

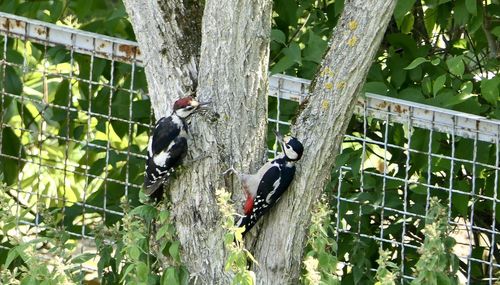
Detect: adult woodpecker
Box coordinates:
(226, 130, 304, 235)
(143, 96, 209, 201)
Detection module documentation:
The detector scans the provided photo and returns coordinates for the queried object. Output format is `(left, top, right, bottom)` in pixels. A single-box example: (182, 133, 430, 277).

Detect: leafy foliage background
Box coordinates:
(0, 0, 498, 284)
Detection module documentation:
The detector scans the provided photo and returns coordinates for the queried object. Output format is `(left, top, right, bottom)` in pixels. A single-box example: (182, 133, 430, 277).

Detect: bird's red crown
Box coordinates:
(173, 96, 194, 110)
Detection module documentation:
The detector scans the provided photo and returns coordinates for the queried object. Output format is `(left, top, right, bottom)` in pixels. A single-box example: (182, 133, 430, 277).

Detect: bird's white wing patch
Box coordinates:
(152, 138, 179, 167)
(266, 176, 281, 204)
(153, 150, 170, 167)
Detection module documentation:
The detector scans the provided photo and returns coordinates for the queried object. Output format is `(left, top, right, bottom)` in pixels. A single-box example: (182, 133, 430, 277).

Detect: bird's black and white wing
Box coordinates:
(236, 159, 296, 235)
(144, 117, 187, 199)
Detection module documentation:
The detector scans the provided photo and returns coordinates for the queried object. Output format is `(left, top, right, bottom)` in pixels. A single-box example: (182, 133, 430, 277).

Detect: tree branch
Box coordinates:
(250, 1, 397, 284)
(125, 0, 272, 283)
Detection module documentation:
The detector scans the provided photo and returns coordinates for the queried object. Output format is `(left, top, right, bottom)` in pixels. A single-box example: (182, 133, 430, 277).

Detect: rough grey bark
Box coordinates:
(124, 0, 271, 284)
(250, 1, 397, 284)
(163, 1, 271, 283)
(122, 0, 202, 117)
(124, 0, 395, 284)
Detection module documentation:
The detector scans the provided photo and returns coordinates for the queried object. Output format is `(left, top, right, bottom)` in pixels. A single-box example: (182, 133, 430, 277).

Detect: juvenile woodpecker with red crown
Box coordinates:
(225, 130, 304, 235)
(144, 96, 209, 201)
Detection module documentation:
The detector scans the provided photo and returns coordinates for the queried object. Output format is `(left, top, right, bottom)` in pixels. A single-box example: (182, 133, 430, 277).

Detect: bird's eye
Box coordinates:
(185, 106, 194, 110)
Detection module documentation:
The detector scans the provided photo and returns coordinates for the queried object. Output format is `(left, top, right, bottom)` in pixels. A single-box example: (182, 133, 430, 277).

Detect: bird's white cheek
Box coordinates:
(284, 148, 298, 160)
(175, 109, 192, 118)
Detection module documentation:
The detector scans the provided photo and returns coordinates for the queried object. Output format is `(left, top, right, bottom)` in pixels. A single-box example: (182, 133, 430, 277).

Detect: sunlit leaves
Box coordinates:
(270, 0, 341, 79)
(271, 42, 302, 74)
(404, 57, 429, 70)
(271, 29, 286, 45)
(480, 76, 500, 106)
(302, 32, 327, 64)
(423, 7, 437, 37)
(393, 0, 416, 28)
(445, 56, 465, 77)
(162, 267, 189, 285)
(432, 74, 447, 96)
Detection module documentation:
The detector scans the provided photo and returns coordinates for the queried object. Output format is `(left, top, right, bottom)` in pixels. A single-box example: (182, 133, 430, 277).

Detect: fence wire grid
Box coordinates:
(0, 12, 498, 284)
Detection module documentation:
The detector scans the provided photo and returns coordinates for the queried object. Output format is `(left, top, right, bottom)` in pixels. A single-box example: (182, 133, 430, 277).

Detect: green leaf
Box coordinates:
(1, 126, 26, 185)
(130, 205, 158, 223)
(404, 57, 429, 70)
(401, 13, 415, 34)
(169, 241, 180, 261)
(422, 77, 432, 96)
(394, 0, 417, 27)
(274, 0, 298, 27)
(433, 74, 447, 96)
(364, 82, 388, 95)
(270, 42, 301, 74)
(429, 88, 474, 107)
(4, 247, 20, 268)
(334, 0, 344, 17)
(271, 29, 286, 45)
(20, 275, 37, 285)
(136, 262, 149, 282)
(424, 8, 437, 37)
(51, 79, 70, 121)
(492, 26, 500, 37)
(128, 245, 141, 261)
(460, 81, 473, 95)
(469, 7, 484, 33)
(480, 76, 500, 106)
(388, 55, 408, 88)
(453, 0, 469, 27)
(446, 56, 464, 76)
(162, 267, 180, 285)
(71, 253, 95, 264)
(431, 58, 441, 66)
(121, 264, 136, 282)
(156, 225, 169, 240)
(436, 272, 452, 285)
(4, 66, 22, 95)
(97, 245, 113, 278)
(409, 65, 423, 81)
(465, 0, 477, 15)
(302, 32, 327, 63)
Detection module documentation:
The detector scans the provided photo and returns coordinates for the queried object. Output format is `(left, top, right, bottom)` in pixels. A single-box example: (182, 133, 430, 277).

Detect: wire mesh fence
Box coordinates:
(0, 12, 498, 284)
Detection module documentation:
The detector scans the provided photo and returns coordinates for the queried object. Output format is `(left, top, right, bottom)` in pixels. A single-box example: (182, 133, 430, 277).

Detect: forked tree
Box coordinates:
(122, 0, 397, 284)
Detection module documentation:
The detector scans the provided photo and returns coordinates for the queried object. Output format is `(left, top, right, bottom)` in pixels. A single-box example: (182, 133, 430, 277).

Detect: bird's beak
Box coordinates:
(190, 99, 211, 113)
(198, 100, 211, 108)
(273, 129, 285, 144)
(195, 100, 211, 111)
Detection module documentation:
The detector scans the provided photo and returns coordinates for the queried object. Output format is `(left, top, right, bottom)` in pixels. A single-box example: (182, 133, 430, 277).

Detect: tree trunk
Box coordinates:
(124, 0, 271, 283)
(122, 0, 203, 117)
(250, 1, 397, 284)
(124, 0, 396, 284)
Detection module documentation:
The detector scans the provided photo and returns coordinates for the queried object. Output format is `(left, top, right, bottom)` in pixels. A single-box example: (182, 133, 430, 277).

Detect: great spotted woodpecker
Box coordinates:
(143, 96, 209, 201)
(225, 130, 304, 235)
